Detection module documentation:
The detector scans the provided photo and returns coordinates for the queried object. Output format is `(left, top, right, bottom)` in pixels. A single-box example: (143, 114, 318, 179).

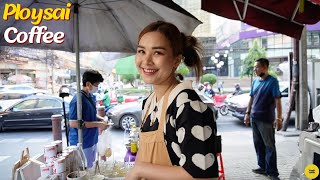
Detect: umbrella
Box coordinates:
(8, 74, 32, 83)
(115, 55, 139, 75)
(0, 0, 201, 144)
(201, 0, 320, 39)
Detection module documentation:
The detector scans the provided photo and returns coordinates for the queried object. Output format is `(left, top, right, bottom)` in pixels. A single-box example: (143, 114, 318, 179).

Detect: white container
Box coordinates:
(52, 140, 63, 154)
(44, 144, 57, 163)
(61, 152, 70, 171)
(40, 164, 51, 177)
(53, 157, 66, 174)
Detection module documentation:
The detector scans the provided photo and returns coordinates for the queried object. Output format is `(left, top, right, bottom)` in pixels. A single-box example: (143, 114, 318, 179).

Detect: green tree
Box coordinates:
(121, 74, 137, 87)
(176, 64, 190, 76)
(268, 66, 278, 78)
(201, 74, 217, 86)
(241, 40, 267, 83)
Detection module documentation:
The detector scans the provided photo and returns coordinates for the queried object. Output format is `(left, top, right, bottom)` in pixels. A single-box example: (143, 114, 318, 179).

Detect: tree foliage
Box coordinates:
(120, 74, 136, 87)
(241, 40, 267, 78)
(201, 74, 217, 85)
(176, 63, 190, 76)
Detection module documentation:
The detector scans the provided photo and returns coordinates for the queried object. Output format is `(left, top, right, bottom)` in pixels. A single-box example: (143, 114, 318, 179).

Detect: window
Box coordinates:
(13, 99, 38, 111)
(261, 38, 267, 48)
(37, 99, 61, 109)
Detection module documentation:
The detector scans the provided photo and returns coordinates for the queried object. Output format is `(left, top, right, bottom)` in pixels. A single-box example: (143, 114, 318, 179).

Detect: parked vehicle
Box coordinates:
(225, 81, 307, 122)
(107, 101, 142, 130)
(0, 85, 47, 101)
(107, 93, 218, 130)
(0, 95, 69, 132)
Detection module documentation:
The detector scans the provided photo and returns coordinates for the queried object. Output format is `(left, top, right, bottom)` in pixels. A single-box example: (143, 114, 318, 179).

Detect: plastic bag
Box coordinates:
(97, 129, 112, 158)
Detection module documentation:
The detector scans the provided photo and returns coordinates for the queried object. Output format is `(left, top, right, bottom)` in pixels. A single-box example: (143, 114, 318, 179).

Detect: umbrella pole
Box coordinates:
(74, 2, 83, 145)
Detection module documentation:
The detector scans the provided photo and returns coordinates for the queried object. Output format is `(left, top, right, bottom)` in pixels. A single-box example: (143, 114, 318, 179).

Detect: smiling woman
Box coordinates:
(126, 21, 219, 180)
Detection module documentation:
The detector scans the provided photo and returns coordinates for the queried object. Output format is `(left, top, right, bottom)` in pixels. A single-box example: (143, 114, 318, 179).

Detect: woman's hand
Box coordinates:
(125, 163, 141, 180)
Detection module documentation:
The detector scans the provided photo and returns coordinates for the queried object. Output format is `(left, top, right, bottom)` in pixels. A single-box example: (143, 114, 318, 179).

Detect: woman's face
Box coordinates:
(136, 31, 180, 85)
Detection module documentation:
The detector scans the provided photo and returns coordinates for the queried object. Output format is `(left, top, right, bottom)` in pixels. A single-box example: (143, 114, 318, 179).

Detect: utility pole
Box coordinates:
(298, 27, 309, 130)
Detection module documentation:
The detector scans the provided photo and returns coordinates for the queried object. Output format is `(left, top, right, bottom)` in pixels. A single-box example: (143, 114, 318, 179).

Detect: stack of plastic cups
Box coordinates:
(53, 157, 66, 180)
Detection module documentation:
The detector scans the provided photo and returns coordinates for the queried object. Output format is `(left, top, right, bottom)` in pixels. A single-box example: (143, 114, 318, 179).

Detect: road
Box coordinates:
(0, 115, 298, 180)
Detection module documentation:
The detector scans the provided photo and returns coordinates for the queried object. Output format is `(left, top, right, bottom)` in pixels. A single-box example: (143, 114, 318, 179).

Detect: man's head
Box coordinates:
(254, 58, 269, 78)
(82, 70, 104, 93)
(235, 83, 240, 89)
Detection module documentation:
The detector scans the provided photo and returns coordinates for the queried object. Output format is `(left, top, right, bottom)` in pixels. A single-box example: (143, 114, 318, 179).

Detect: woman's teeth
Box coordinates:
(143, 69, 157, 73)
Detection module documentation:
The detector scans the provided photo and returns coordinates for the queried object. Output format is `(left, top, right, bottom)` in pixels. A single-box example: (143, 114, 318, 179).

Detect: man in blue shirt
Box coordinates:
(244, 58, 282, 180)
(69, 70, 109, 168)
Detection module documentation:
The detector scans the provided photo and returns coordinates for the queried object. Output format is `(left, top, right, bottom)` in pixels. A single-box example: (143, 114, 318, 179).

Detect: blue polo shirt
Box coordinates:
(250, 75, 281, 123)
(68, 91, 98, 149)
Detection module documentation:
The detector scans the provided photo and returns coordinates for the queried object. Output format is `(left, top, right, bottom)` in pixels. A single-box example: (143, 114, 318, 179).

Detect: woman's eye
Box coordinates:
(137, 49, 145, 54)
(154, 51, 163, 55)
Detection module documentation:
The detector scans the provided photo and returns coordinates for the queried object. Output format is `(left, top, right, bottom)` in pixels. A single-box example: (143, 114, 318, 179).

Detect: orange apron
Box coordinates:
(136, 89, 172, 167)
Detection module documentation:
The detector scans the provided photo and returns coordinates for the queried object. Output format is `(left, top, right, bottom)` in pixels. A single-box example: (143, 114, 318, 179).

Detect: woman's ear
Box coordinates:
(174, 54, 183, 68)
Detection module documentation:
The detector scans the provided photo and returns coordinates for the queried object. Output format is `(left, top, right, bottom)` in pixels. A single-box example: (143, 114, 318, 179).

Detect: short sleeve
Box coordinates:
(249, 79, 256, 97)
(69, 98, 77, 120)
(175, 100, 219, 178)
(272, 79, 281, 98)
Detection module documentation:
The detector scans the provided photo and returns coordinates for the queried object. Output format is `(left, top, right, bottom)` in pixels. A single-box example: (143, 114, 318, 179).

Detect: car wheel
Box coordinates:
(120, 114, 138, 130)
(219, 105, 229, 116)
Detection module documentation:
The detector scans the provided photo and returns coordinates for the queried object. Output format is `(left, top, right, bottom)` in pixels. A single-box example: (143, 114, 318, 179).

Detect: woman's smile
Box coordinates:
(143, 68, 158, 74)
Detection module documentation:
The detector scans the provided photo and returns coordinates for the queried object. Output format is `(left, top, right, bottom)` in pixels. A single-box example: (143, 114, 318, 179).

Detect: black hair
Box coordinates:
(82, 70, 104, 87)
(255, 58, 269, 68)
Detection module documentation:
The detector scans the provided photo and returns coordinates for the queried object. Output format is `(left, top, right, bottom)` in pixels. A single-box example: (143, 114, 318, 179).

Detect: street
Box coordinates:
(0, 115, 299, 180)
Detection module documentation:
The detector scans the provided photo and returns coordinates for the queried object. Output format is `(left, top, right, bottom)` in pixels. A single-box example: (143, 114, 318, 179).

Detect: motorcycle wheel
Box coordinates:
(219, 105, 229, 116)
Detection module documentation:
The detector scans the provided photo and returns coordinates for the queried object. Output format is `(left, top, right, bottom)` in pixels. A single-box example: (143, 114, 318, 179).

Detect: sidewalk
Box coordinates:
(218, 117, 299, 180)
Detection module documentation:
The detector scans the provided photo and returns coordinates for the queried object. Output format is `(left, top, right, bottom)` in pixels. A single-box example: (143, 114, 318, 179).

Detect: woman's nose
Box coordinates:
(142, 53, 153, 64)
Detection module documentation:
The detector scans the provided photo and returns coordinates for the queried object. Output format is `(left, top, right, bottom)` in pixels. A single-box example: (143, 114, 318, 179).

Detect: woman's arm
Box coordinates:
(126, 161, 217, 180)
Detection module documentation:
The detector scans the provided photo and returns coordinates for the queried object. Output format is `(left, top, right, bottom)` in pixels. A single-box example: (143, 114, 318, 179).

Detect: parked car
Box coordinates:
(0, 95, 69, 132)
(107, 101, 142, 130)
(0, 85, 47, 100)
(107, 93, 218, 130)
(225, 81, 309, 122)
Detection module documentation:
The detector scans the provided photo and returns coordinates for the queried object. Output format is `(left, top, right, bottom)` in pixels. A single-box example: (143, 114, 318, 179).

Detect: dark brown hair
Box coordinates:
(138, 21, 203, 81)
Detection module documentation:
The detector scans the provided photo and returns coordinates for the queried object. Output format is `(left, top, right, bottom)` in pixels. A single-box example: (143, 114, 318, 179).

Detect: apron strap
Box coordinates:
(141, 92, 155, 128)
(158, 86, 174, 132)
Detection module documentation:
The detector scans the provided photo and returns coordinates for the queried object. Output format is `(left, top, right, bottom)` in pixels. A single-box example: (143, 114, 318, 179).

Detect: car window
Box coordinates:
(8, 86, 33, 91)
(37, 99, 61, 108)
(0, 93, 32, 100)
(12, 99, 38, 111)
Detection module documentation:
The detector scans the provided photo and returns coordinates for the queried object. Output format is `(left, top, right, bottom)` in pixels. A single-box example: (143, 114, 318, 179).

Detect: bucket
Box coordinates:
(66, 171, 88, 180)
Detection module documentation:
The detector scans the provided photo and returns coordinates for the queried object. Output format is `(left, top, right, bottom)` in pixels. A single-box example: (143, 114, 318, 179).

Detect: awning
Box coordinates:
(201, 0, 320, 39)
(115, 55, 139, 75)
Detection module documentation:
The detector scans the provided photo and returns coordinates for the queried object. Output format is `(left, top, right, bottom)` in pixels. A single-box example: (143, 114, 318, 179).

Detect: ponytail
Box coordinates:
(180, 33, 203, 82)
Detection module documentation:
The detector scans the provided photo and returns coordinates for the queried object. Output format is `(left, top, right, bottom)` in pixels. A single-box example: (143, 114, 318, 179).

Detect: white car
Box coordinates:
(225, 81, 310, 121)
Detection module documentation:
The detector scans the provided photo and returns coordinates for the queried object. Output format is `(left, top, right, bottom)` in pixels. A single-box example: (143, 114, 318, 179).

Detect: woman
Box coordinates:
(126, 21, 218, 180)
